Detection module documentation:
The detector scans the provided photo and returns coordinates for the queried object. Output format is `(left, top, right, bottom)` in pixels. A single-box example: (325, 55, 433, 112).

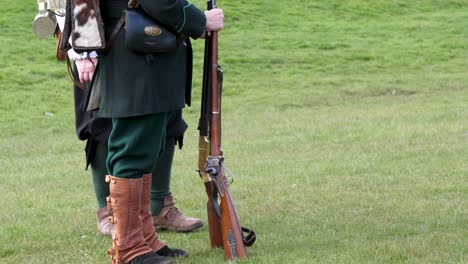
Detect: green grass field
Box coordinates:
(0, 0, 467, 263)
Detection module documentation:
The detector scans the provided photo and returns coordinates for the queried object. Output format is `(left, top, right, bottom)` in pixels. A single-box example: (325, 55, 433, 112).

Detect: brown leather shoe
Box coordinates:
(152, 195, 204, 232)
(96, 207, 113, 236)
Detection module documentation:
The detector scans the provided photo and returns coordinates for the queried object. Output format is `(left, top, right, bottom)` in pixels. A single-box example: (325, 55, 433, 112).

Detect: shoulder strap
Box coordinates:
(102, 13, 126, 53)
(104, 0, 142, 52)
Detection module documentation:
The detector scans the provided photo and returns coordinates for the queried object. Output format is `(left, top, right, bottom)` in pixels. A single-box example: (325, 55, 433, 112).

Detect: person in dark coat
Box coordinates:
(72, 0, 224, 263)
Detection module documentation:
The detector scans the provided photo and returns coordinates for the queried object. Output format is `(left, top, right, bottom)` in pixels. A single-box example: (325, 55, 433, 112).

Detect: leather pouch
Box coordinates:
(125, 8, 177, 53)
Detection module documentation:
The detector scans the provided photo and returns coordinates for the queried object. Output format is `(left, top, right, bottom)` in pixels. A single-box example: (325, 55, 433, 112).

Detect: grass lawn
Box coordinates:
(0, 0, 467, 263)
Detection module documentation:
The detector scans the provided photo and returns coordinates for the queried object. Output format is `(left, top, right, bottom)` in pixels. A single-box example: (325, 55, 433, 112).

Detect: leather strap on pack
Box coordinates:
(102, 14, 126, 53)
(102, 0, 137, 53)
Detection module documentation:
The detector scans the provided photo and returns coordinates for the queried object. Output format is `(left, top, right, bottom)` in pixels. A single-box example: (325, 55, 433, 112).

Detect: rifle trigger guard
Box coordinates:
(205, 166, 217, 176)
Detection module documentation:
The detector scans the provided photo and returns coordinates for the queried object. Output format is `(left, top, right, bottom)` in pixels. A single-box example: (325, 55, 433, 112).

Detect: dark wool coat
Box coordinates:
(95, 0, 206, 118)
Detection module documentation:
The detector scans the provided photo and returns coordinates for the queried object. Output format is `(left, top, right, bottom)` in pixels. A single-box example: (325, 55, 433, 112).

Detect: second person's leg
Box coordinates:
(151, 136, 204, 232)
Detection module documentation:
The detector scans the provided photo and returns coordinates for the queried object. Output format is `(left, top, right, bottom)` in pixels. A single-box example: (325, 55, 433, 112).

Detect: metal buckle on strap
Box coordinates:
(128, 0, 139, 8)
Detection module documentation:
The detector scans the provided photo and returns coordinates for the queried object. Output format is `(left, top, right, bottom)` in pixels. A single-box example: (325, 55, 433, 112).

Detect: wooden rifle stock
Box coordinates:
(198, 136, 223, 248)
(196, 0, 255, 260)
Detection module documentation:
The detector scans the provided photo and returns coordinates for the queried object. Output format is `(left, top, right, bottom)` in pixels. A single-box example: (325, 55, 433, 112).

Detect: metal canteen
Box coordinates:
(32, 0, 57, 38)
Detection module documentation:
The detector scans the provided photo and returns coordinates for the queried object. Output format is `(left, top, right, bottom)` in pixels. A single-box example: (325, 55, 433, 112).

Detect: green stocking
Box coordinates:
(150, 137, 175, 215)
(106, 113, 167, 179)
(90, 142, 110, 209)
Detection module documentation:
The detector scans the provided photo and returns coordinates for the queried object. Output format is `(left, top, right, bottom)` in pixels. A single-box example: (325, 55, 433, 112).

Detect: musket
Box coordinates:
(197, 0, 223, 248)
(197, 0, 255, 260)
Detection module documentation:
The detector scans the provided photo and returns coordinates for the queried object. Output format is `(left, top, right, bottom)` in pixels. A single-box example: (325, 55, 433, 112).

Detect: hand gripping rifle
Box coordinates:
(197, 0, 255, 260)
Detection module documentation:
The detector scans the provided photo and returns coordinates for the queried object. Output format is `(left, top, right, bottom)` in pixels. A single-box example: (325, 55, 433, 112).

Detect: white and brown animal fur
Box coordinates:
(71, 0, 105, 50)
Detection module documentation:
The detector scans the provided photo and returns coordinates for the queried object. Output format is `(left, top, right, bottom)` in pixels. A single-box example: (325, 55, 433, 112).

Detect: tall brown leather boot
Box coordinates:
(106, 175, 172, 264)
(141, 174, 188, 258)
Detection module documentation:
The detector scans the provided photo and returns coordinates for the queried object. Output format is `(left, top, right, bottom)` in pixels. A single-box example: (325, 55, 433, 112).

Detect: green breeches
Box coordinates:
(106, 113, 168, 179)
